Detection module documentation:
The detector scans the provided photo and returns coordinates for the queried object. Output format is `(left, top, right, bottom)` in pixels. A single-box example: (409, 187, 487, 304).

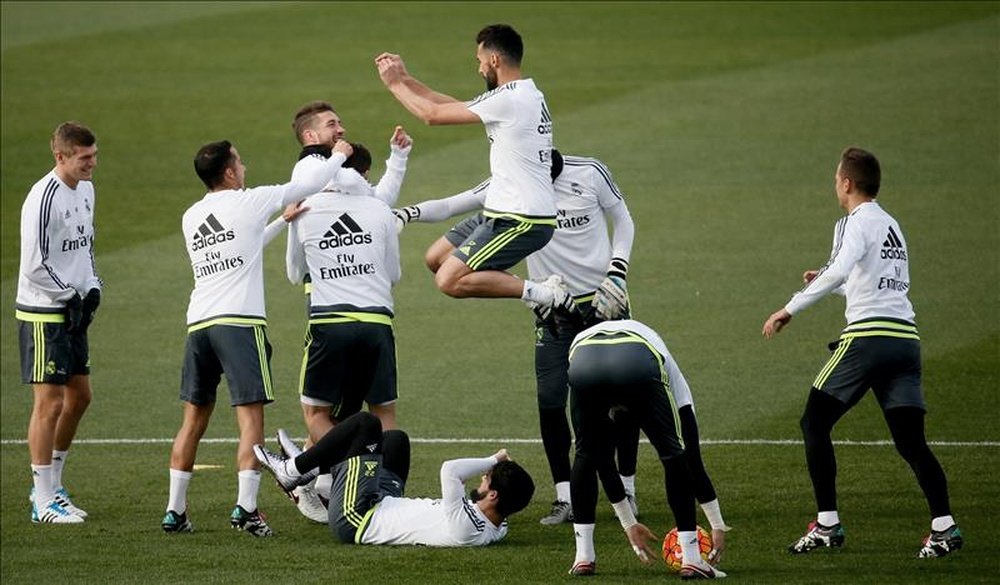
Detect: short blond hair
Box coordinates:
(51, 121, 96, 156)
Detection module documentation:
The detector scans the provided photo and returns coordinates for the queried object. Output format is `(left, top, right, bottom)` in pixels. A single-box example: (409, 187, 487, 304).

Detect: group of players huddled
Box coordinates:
(17, 23, 961, 581)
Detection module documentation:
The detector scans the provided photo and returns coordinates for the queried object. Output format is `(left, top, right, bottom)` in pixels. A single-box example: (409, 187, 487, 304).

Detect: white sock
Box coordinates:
(817, 510, 840, 527)
(555, 481, 571, 503)
(51, 450, 68, 490)
(573, 523, 596, 563)
(700, 499, 727, 530)
(237, 469, 261, 512)
(678, 530, 700, 565)
(620, 474, 636, 496)
(167, 469, 192, 513)
(522, 281, 554, 305)
(31, 464, 55, 505)
(931, 515, 955, 532)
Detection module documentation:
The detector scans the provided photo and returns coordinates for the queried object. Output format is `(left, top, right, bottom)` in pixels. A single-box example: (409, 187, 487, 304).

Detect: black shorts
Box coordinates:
(568, 332, 684, 460)
(329, 454, 405, 543)
(299, 315, 397, 420)
(814, 320, 925, 411)
(450, 212, 555, 271)
(18, 314, 90, 384)
(180, 323, 274, 406)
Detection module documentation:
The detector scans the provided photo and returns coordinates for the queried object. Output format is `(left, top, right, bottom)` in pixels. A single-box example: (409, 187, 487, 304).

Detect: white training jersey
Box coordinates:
(183, 154, 345, 326)
(361, 456, 507, 546)
(286, 169, 400, 315)
(784, 201, 915, 325)
(570, 319, 694, 409)
(410, 155, 634, 296)
(466, 79, 556, 218)
(17, 171, 102, 313)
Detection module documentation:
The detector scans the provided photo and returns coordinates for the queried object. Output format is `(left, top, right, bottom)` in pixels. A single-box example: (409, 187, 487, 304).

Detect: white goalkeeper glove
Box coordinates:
(592, 257, 630, 321)
(391, 205, 420, 234)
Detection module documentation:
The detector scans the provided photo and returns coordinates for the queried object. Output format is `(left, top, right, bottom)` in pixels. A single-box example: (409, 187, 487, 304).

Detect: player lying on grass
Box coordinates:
(254, 412, 535, 546)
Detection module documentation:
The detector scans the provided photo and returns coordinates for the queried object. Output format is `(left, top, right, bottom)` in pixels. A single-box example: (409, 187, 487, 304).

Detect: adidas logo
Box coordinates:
(880, 226, 907, 260)
(366, 443, 378, 453)
(319, 213, 372, 250)
(537, 102, 552, 135)
(191, 213, 235, 251)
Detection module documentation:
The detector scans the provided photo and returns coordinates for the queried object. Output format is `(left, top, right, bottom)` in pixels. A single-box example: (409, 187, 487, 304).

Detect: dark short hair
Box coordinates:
(476, 24, 523, 66)
(51, 121, 96, 155)
(551, 149, 564, 181)
(490, 460, 534, 518)
(194, 140, 235, 189)
(344, 142, 372, 175)
(840, 147, 881, 197)
(293, 100, 336, 144)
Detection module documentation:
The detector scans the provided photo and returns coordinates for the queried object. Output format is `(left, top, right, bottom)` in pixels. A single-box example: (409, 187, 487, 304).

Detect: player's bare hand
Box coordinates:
(762, 309, 792, 339)
(282, 201, 309, 223)
(332, 139, 353, 158)
(375, 53, 406, 85)
(390, 125, 413, 150)
(625, 523, 659, 565)
(708, 528, 728, 566)
(493, 449, 509, 462)
(802, 270, 819, 283)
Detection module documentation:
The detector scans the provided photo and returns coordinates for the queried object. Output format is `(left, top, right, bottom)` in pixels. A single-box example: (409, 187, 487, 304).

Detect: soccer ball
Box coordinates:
(662, 525, 712, 571)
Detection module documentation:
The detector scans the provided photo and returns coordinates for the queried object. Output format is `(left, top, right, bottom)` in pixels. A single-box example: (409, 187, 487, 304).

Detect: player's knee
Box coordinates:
(434, 270, 464, 297)
(424, 250, 443, 274)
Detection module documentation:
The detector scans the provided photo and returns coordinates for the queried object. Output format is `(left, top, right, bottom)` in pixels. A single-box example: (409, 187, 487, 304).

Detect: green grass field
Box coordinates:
(2, 2, 997, 583)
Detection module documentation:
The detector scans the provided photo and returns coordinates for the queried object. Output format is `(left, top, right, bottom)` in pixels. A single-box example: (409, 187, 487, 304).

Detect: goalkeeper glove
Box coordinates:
(592, 257, 630, 321)
(80, 288, 101, 332)
(392, 206, 420, 234)
(65, 292, 84, 333)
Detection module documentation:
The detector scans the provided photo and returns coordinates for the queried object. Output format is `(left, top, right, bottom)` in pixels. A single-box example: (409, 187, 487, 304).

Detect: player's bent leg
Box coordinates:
(170, 401, 214, 471)
(368, 401, 397, 430)
(303, 404, 336, 444)
(424, 237, 455, 274)
(381, 429, 411, 486)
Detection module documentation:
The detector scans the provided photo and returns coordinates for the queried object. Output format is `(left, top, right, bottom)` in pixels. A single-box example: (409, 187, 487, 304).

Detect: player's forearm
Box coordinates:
(280, 152, 347, 206)
(262, 218, 287, 247)
(413, 189, 483, 223)
(605, 202, 635, 262)
(439, 455, 497, 502)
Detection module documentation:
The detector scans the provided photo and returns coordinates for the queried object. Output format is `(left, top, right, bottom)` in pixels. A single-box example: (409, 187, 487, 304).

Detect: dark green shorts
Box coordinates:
(18, 316, 89, 384)
(180, 324, 274, 406)
(449, 213, 554, 271)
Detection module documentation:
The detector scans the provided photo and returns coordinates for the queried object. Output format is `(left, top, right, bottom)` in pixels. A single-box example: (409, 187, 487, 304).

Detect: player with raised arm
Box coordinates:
(395, 149, 643, 525)
(161, 138, 350, 537)
(254, 412, 535, 546)
(762, 147, 962, 558)
(17, 122, 102, 524)
(375, 24, 572, 314)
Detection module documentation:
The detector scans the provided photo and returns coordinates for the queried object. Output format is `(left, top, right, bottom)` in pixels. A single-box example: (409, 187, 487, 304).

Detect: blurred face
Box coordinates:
(468, 471, 494, 503)
(306, 110, 346, 147)
(834, 162, 850, 210)
(477, 43, 499, 91)
(228, 147, 247, 189)
(55, 143, 98, 185)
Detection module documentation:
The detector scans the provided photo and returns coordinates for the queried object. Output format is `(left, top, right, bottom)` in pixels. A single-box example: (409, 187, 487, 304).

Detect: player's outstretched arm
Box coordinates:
(624, 523, 659, 565)
(375, 53, 480, 126)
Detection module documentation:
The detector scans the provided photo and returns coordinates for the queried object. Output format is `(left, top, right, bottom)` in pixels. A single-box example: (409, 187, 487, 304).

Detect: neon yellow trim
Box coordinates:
(354, 504, 379, 544)
(467, 219, 532, 270)
(304, 282, 313, 295)
(187, 317, 267, 333)
(843, 320, 917, 334)
(574, 294, 595, 305)
(482, 210, 557, 225)
(841, 331, 920, 341)
(343, 457, 367, 528)
(33, 322, 45, 381)
(298, 328, 312, 395)
(254, 325, 273, 401)
(16, 310, 64, 323)
(814, 337, 853, 389)
(309, 312, 393, 327)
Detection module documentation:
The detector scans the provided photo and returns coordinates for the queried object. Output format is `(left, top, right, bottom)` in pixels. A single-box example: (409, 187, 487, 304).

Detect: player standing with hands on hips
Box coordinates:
(374, 24, 574, 316)
(762, 147, 962, 559)
(17, 122, 102, 524)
